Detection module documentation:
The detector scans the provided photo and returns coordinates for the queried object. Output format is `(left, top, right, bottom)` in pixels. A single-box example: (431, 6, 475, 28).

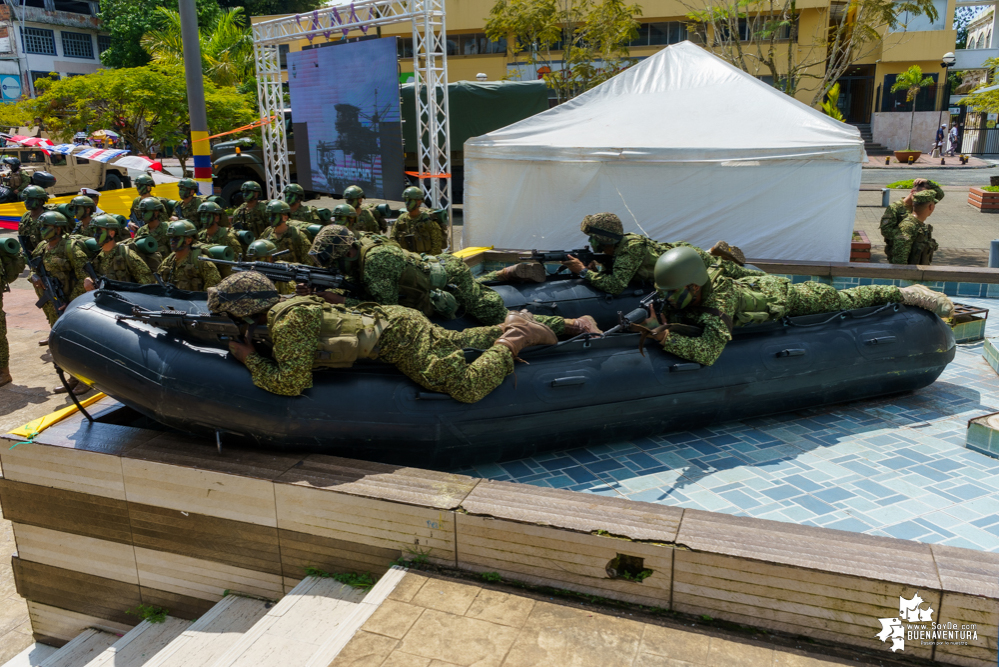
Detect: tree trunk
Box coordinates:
(908, 93, 916, 150)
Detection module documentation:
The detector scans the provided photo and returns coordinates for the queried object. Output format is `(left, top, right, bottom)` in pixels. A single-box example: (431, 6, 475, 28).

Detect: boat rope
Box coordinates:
(782, 302, 900, 328)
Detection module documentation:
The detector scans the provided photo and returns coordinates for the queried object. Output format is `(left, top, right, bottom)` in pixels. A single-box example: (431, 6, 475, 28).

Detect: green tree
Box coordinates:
(98, 0, 222, 69)
(683, 0, 939, 106)
(820, 83, 845, 122)
(141, 6, 253, 87)
(0, 100, 34, 130)
(217, 0, 324, 14)
(485, 0, 642, 103)
(890, 65, 935, 150)
(959, 57, 999, 112)
(31, 65, 255, 173)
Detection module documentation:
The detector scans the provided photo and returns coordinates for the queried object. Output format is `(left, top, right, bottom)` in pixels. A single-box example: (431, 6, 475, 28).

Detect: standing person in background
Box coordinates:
(879, 179, 944, 260)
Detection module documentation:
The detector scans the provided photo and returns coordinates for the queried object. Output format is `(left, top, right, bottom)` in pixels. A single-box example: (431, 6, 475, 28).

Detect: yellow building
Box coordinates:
(255, 0, 957, 126)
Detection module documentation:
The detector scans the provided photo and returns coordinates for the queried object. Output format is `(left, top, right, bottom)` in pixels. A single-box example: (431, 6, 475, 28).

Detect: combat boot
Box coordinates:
(899, 285, 955, 318)
(53, 375, 88, 395)
(496, 263, 546, 283)
(0, 367, 11, 388)
(562, 315, 602, 336)
(495, 311, 557, 360)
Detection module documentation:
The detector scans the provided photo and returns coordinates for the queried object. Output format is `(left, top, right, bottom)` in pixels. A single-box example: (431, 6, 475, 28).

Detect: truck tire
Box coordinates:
(102, 173, 123, 190)
(221, 179, 261, 207)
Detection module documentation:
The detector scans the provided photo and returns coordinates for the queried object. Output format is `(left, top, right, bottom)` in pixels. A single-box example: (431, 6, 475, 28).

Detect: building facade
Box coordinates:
(0, 0, 109, 101)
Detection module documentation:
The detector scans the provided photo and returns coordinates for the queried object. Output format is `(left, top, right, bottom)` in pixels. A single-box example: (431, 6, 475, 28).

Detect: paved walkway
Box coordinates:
(863, 154, 992, 168)
(331, 571, 907, 667)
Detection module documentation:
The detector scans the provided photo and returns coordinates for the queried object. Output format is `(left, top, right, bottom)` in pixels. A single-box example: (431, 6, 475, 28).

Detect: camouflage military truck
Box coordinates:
(0, 146, 131, 195)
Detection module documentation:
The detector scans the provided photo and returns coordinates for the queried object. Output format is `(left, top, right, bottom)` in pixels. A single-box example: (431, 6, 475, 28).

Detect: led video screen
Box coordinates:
(287, 37, 405, 198)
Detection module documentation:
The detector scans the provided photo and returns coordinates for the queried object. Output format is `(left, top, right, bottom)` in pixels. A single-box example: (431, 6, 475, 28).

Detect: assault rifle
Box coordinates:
(521, 245, 614, 268)
(198, 253, 360, 293)
(116, 306, 271, 346)
(19, 234, 69, 312)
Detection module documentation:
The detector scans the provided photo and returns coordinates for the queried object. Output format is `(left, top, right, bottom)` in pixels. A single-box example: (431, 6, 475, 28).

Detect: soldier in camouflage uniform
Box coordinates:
(3, 157, 27, 197)
(644, 246, 955, 367)
(157, 220, 221, 291)
(331, 204, 359, 232)
(284, 184, 320, 224)
(69, 195, 97, 237)
(128, 174, 163, 230)
(232, 182, 269, 238)
(880, 178, 944, 260)
(343, 185, 387, 233)
(391, 186, 445, 255)
(306, 226, 599, 337)
(133, 197, 170, 270)
(83, 215, 155, 289)
(18, 185, 50, 251)
(261, 200, 315, 265)
(171, 178, 204, 226)
(0, 242, 27, 386)
(888, 191, 939, 265)
(212, 272, 556, 402)
(246, 239, 295, 295)
(197, 201, 243, 278)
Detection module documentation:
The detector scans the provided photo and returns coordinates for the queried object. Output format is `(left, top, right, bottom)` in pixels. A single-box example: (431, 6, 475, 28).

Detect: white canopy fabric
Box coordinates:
(462, 42, 866, 262)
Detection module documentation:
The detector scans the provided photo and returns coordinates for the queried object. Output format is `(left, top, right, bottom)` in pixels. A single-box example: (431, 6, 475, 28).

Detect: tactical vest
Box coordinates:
(161, 246, 207, 291)
(630, 235, 668, 283)
(398, 212, 440, 254)
(356, 236, 450, 318)
(268, 296, 386, 369)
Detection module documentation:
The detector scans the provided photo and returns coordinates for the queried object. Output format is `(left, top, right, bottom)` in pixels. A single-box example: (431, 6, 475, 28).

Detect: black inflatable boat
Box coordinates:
(49, 280, 956, 468)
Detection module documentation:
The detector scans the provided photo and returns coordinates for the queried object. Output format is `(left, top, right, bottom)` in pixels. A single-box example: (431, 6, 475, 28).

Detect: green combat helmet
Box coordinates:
(246, 239, 279, 260)
(22, 185, 48, 209)
(402, 186, 423, 207)
(654, 247, 709, 292)
(138, 197, 166, 223)
(198, 200, 224, 227)
(343, 185, 364, 205)
(134, 173, 155, 196)
(309, 224, 355, 268)
(240, 181, 262, 202)
(38, 210, 70, 239)
(580, 212, 624, 248)
(70, 195, 96, 220)
(332, 204, 357, 224)
(207, 271, 280, 318)
(283, 183, 306, 204)
(266, 199, 291, 226)
(91, 214, 121, 245)
(166, 219, 198, 252)
(177, 178, 199, 198)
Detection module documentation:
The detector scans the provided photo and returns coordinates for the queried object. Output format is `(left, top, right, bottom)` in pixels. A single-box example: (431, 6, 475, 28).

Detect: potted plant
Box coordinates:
(890, 66, 935, 163)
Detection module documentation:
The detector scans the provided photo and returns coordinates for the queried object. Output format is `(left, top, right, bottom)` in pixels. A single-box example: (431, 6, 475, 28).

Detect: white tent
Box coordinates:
(462, 42, 866, 262)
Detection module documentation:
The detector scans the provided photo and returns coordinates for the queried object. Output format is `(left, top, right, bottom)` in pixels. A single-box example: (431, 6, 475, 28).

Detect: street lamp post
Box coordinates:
(935, 51, 957, 158)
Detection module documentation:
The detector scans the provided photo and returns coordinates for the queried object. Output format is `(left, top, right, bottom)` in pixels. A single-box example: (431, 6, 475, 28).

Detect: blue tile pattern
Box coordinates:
(453, 296, 999, 553)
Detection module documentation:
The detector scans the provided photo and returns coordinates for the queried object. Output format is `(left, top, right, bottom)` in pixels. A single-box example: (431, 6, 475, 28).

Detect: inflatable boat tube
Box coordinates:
(50, 281, 956, 468)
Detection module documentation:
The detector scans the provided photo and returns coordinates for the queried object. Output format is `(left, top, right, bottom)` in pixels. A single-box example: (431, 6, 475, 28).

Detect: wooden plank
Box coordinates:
(137, 587, 217, 622)
(277, 528, 397, 580)
(128, 504, 281, 576)
(459, 479, 682, 542)
(934, 591, 999, 667)
(133, 547, 284, 603)
(121, 434, 301, 481)
(142, 595, 272, 667)
(274, 455, 478, 509)
(0, 442, 127, 500)
(37, 629, 118, 667)
(13, 557, 141, 626)
(2, 642, 59, 667)
(79, 617, 188, 667)
(26, 601, 133, 647)
(0, 478, 132, 545)
(121, 458, 279, 528)
(11, 524, 138, 585)
(931, 544, 999, 598)
(274, 483, 456, 566)
(676, 508, 940, 589)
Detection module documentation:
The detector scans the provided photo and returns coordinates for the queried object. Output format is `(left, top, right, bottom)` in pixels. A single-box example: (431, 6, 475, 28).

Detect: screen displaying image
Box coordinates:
(287, 37, 404, 198)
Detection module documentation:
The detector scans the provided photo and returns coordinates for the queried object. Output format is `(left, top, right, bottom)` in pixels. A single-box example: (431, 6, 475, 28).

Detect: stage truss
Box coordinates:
(251, 0, 452, 213)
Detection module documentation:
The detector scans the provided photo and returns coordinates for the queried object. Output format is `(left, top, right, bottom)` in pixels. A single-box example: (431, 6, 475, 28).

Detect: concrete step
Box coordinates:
(35, 629, 117, 667)
(1, 643, 58, 667)
(142, 595, 272, 667)
(80, 618, 189, 667)
(209, 567, 406, 667)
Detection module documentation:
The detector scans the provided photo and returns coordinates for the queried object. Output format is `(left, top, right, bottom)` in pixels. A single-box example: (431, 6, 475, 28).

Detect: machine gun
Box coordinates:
(19, 234, 69, 312)
(198, 253, 360, 293)
(116, 305, 271, 346)
(522, 246, 614, 269)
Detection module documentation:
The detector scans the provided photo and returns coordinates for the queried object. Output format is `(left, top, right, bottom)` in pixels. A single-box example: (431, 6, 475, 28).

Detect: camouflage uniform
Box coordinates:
(131, 196, 173, 224)
(232, 201, 269, 238)
(242, 299, 512, 402)
(880, 182, 944, 259)
(71, 219, 93, 238)
(352, 206, 386, 234)
(173, 196, 204, 226)
(157, 245, 222, 291)
(391, 208, 445, 255)
(1, 250, 26, 369)
(19, 210, 46, 251)
(199, 226, 243, 278)
(661, 274, 902, 366)
(262, 224, 315, 265)
(31, 236, 90, 326)
(889, 214, 937, 265)
(135, 220, 170, 251)
(93, 242, 155, 284)
(289, 205, 320, 224)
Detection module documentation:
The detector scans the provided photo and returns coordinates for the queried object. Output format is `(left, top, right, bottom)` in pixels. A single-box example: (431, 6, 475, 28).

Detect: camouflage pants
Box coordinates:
(476, 269, 503, 284)
(377, 305, 514, 403)
(32, 283, 58, 327)
(786, 282, 902, 317)
(443, 255, 563, 334)
(0, 292, 7, 368)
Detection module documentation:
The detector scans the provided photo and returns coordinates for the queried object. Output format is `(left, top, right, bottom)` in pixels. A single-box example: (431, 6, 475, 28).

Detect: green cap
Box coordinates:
(912, 190, 937, 205)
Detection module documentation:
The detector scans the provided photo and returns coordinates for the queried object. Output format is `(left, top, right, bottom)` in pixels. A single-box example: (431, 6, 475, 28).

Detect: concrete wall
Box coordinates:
(873, 110, 945, 152)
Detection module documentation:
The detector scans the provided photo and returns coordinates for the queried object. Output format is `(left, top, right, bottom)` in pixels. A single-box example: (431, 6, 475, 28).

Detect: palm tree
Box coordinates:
(890, 65, 936, 151)
(141, 7, 253, 88)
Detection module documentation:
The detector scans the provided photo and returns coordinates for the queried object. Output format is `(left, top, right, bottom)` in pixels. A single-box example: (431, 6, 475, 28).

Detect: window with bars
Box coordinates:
(98, 34, 111, 54)
(61, 31, 94, 59)
(21, 27, 56, 55)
